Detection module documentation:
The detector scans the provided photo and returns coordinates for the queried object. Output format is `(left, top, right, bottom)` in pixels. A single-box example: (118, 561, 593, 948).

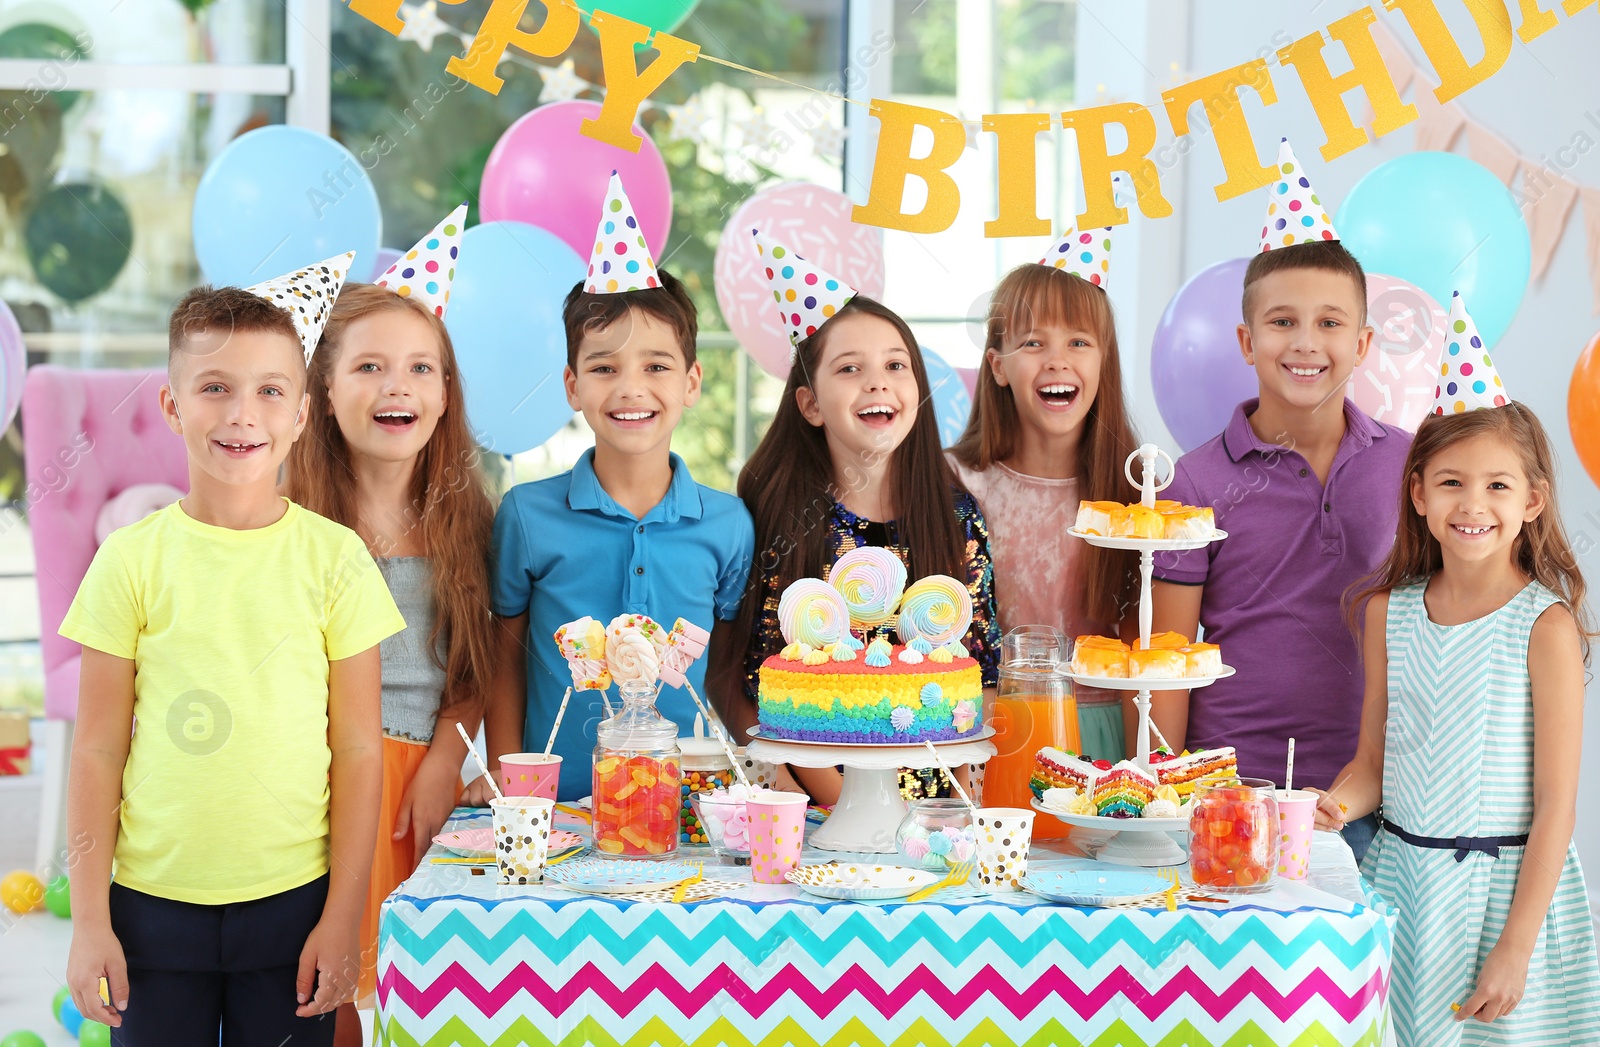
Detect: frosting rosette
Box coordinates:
(895, 575, 973, 647)
(605, 613, 662, 687)
(827, 547, 907, 629)
(777, 578, 851, 648)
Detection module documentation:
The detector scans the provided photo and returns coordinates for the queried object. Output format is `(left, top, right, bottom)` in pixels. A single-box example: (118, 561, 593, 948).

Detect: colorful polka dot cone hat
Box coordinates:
(751, 228, 858, 347)
(375, 202, 465, 317)
(244, 251, 355, 364)
(585, 171, 660, 294)
(1039, 225, 1114, 289)
(1433, 291, 1508, 415)
(1259, 138, 1338, 253)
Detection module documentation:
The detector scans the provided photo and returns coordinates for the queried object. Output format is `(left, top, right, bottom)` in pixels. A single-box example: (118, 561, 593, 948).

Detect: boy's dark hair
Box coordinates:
(561, 267, 698, 371)
(167, 286, 302, 374)
(1241, 241, 1368, 325)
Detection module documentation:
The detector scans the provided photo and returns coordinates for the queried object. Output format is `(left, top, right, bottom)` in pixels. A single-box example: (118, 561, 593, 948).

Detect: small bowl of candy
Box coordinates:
(894, 798, 977, 871)
(690, 787, 753, 864)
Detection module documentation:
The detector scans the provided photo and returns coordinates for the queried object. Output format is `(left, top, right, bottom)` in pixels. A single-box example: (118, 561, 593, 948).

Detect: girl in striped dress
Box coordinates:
(1315, 393, 1600, 1045)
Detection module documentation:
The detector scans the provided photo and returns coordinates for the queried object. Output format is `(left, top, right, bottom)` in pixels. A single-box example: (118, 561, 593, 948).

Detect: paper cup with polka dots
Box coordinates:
(973, 807, 1036, 892)
(748, 790, 809, 884)
(491, 797, 555, 885)
(1274, 789, 1317, 881)
(498, 753, 562, 801)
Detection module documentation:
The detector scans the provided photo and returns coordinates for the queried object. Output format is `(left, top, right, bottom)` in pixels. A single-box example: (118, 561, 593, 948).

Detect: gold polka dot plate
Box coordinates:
(784, 863, 941, 901)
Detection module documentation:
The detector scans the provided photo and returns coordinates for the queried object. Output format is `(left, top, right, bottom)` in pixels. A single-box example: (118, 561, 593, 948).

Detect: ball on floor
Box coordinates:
(0, 871, 43, 914)
(43, 876, 69, 918)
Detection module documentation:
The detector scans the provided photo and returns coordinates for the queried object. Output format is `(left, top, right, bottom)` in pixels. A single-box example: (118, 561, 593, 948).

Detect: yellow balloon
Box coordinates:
(0, 869, 44, 914)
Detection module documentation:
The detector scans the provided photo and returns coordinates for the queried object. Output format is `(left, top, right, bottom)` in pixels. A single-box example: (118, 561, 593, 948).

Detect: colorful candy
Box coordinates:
(777, 578, 851, 648)
(606, 614, 664, 687)
(659, 618, 710, 688)
(554, 616, 610, 690)
(895, 575, 973, 647)
(828, 547, 907, 629)
(593, 754, 682, 856)
(1187, 782, 1278, 891)
(679, 768, 730, 843)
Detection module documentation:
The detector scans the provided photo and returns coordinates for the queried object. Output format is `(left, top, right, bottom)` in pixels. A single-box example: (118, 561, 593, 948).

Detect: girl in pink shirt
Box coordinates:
(949, 261, 1140, 760)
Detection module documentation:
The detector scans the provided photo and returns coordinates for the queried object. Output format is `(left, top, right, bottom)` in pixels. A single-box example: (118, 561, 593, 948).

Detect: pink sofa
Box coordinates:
(23, 366, 187, 870)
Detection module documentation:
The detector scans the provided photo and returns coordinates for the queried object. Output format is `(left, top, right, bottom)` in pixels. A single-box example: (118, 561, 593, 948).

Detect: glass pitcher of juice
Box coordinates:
(986, 648, 1079, 839)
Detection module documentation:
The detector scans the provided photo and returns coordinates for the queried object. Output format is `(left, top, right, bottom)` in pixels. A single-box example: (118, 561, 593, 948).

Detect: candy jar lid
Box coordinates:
(596, 682, 679, 753)
(678, 713, 731, 770)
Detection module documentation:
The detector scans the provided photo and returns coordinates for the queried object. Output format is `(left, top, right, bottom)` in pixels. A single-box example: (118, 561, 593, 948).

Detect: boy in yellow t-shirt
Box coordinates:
(59, 265, 405, 1046)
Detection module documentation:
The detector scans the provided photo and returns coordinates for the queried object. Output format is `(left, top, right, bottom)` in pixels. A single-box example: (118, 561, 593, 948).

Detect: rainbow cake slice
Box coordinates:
(1029, 747, 1104, 799)
(1092, 760, 1157, 818)
(1149, 746, 1238, 797)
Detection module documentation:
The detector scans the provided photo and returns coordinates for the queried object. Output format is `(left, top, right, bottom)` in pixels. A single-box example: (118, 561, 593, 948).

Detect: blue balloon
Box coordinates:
(58, 996, 83, 1037)
(1337, 151, 1529, 347)
(193, 125, 382, 287)
(920, 346, 974, 448)
(445, 221, 585, 455)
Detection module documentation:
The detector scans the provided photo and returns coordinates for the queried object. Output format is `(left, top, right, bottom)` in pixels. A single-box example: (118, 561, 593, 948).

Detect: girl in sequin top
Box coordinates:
(724, 296, 1000, 804)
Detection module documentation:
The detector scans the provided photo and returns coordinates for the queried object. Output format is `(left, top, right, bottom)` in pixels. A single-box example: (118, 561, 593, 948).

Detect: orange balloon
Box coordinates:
(1570, 331, 1600, 490)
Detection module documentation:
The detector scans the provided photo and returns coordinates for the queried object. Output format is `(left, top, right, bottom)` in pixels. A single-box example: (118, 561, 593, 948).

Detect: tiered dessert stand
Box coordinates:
(747, 729, 996, 853)
(1035, 444, 1233, 867)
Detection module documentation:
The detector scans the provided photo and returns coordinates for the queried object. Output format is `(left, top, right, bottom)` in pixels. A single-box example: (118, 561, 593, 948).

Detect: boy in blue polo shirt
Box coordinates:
(1146, 142, 1411, 862)
(469, 176, 754, 801)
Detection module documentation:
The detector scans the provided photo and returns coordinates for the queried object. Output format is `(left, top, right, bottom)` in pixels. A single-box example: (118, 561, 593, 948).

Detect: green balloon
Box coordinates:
(23, 182, 133, 303)
(0, 24, 87, 114)
(51, 985, 71, 1020)
(77, 1022, 111, 1047)
(0, 1032, 48, 1047)
(591, 0, 701, 34)
(43, 876, 69, 918)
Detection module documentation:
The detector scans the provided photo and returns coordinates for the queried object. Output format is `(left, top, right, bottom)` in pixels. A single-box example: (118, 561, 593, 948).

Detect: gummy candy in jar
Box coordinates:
(592, 681, 683, 859)
(1186, 777, 1279, 893)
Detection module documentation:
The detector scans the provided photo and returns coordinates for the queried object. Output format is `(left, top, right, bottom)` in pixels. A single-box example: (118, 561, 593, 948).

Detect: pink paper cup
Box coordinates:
(498, 753, 562, 800)
(1275, 789, 1318, 880)
(748, 790, 809, 884)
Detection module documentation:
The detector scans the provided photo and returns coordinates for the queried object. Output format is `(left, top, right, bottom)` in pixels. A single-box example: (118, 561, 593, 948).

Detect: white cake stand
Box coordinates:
(747, 728, 997, 853)
(1031, 799, 1188, 867)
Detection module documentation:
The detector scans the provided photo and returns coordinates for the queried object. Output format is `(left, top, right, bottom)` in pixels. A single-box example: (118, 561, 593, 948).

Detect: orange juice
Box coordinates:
(986, 691, 1080, 838)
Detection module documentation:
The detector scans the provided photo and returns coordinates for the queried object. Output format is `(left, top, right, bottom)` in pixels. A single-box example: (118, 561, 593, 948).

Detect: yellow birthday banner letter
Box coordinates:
(852, 100, 967, 234)
(582, 11, 700, 152)
(1278, 7, 1417, 162)
(1060, 101, 1172, 228)
(984, 113, 1053, 238)
(1161, 60, 1278, 203)
(1382, 0, 1512, 103)
(447, 0, 580, 95)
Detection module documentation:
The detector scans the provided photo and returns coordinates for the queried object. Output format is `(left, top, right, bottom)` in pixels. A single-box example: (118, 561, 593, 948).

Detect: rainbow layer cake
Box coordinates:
(1029, 747, 1107, 798)
(1091, 760, 1158, 818)
(757, 551, 983, 744)
(1148, 746, 1238, 796)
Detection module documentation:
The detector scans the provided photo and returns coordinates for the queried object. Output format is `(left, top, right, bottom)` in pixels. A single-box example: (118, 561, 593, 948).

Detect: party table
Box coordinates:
(376, 808, 1394, 1047)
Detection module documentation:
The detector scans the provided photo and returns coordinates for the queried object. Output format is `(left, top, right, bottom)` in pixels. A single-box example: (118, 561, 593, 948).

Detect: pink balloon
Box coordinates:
(480, 100, 671, 261)
(714, 182, 885, 378)
(1350, 273, 1446, 433)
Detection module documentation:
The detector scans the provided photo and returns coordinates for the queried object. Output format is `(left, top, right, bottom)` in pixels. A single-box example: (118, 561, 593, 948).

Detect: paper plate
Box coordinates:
(544, 857, 702, 894)
(1067, 528, 1227, 551)
(785, 864, 941, 901)
(1020, 869, 1173, 906)
(434, 827, 583, 860)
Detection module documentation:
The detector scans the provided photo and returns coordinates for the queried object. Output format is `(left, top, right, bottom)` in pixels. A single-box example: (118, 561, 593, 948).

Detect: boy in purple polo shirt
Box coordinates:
(1145, 141, 1411, 860)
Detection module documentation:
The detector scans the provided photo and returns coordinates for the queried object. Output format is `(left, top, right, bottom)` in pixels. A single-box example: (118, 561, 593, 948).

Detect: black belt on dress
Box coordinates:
(1379, 817, 1528, 863)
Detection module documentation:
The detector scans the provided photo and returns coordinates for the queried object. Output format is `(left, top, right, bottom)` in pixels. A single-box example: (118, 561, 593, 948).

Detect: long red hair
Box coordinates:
(285, 284, 498, 716)
(950, 263, 1140, 625)
(1347, 403, 1594, 660)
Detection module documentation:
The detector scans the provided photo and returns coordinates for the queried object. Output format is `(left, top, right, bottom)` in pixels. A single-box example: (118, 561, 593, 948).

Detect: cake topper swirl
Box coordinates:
(777, 578, 851, 648)
(827, 547, 907, 630)
(895, 575, 974, 648)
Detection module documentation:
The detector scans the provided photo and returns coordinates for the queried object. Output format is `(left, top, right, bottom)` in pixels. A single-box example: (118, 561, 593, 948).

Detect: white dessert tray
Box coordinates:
(747, 725, 996, 748)
(1067, 528, 1227, 552)
(1064, 665, 1236, 690)
(1032, 798, 1188, 867)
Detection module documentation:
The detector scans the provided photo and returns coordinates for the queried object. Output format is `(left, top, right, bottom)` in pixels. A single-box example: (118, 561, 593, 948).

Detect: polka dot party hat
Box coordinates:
(375, 201, 466, 317)
(1433, 291, 1508, 415)
(244, 251, 355, 365)
(1038, 225, 1114, 290)
(585, 171, 660, 294)
(1259, 138, 1338, 253)
(751, 228, 858, 347)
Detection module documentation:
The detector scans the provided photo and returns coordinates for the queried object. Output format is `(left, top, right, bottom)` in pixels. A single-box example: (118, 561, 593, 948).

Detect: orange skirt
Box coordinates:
(358, 735, 461, 1004)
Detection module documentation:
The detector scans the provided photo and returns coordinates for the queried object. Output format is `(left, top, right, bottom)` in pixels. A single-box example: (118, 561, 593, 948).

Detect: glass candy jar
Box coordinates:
(592, 684, 682, 858)
(677, 714, 734, 846)
(1187, 777, 1279, 893)
(895, 798, 976, 871)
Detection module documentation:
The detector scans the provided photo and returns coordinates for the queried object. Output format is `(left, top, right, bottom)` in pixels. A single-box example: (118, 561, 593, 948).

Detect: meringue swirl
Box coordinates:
(895, 575, 974, 647)
(777, 578, 851, 648)
(828, 547, 908, 629)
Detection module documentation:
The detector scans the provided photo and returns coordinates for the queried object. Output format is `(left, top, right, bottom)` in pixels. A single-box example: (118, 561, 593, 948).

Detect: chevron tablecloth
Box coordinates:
(377, 810, 1393, 1047)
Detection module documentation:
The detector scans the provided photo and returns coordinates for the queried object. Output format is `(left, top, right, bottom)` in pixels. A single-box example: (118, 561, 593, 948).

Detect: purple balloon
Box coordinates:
(366, 246, 405, 282)
(1151, 258, 1258, 452)
(479, 100, 672, 262)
